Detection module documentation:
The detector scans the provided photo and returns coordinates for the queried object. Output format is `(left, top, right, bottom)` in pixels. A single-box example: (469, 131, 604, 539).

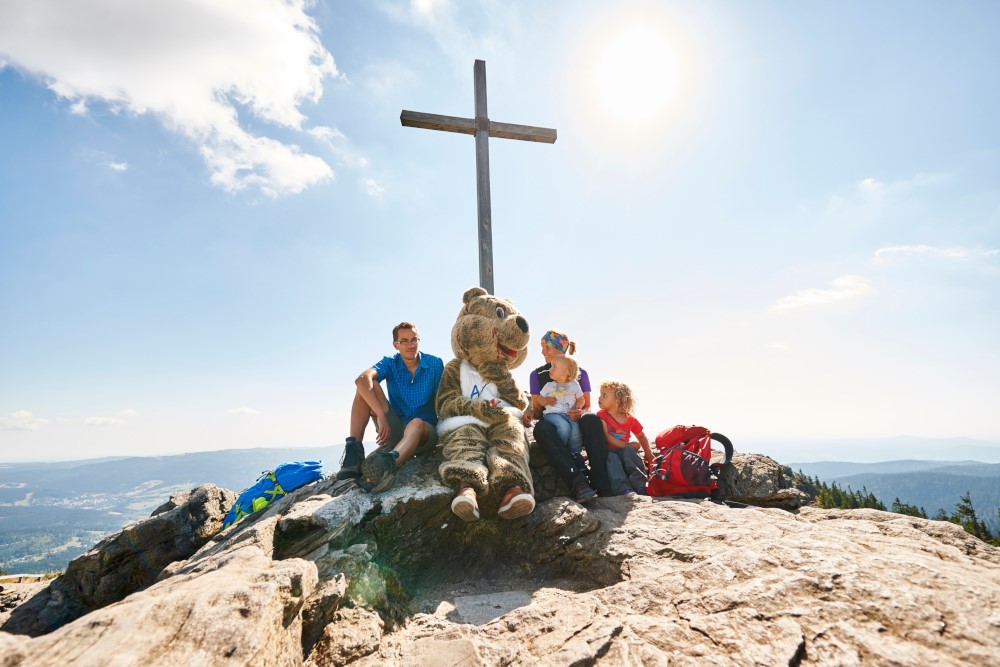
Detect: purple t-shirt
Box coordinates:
(529, 363, 591, 395)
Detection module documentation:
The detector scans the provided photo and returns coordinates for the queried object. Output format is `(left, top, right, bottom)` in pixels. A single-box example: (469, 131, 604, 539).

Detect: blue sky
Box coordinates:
(1, 0, 998, 462)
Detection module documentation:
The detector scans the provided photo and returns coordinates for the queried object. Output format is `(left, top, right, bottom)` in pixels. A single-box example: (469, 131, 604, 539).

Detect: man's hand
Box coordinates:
(540, 396, 557, 406)
(522, 411, 533, 427)
(375, 413, 391, 445)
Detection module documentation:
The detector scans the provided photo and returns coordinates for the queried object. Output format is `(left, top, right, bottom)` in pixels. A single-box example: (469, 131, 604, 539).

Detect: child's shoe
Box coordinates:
(451, 485, 480, 522)
(498, 485, 535, 519)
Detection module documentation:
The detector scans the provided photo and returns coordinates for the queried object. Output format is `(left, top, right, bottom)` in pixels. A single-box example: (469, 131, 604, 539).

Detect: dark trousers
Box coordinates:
(534, 413, 613, 496)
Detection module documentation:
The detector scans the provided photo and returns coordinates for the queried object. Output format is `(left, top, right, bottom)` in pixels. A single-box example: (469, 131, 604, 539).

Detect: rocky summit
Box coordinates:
(1, 450, 998, 666)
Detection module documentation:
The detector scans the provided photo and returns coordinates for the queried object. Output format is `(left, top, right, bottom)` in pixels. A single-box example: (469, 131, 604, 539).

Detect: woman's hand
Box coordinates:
(568, 407, 583, 421)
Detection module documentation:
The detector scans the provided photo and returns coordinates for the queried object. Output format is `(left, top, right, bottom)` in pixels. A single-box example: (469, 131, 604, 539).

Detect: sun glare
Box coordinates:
(593, 26, 679, 125)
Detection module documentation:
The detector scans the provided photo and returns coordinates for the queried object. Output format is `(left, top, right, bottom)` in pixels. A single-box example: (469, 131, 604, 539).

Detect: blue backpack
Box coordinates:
(223, 460, 324, 528)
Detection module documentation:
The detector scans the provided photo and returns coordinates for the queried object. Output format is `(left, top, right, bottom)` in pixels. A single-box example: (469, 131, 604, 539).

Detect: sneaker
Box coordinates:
(359, 452, 398, 493)
(498, 485, 535, 520)
(450, 486, 480, 522)
(573, 481, 598, 504)
(335, 438, 365, 480)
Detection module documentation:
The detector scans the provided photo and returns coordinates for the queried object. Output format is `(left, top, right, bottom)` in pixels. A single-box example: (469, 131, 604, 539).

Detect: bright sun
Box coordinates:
(594, 26, 679, 124)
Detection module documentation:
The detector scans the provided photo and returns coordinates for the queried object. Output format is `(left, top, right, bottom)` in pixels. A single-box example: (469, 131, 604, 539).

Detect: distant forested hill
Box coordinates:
(792, 460, 1000, 533)
(0, 445, 342, 574)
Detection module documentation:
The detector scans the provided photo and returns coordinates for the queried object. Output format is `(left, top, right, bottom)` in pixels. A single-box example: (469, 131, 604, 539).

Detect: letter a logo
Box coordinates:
(470, 384, 481, 400)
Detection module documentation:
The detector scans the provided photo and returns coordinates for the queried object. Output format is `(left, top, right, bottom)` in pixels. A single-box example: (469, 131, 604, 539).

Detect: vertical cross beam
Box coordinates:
(473, 61, 494, 294)
(400, 60, 557, 294)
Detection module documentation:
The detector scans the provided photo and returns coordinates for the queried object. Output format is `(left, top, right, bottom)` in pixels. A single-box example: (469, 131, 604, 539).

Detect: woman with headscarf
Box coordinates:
(528, 329, 612, 501)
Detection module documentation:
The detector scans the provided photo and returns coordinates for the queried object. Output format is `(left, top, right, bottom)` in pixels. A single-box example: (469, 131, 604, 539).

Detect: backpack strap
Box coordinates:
(709, 432, 734, 472)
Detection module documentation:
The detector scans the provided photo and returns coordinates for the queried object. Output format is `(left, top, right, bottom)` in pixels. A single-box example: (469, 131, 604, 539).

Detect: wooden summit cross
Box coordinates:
(401, 59, 557, 294)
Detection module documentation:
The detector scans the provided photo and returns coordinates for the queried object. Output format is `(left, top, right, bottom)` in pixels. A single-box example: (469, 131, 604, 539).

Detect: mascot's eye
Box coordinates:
(495, 306, 506, 319)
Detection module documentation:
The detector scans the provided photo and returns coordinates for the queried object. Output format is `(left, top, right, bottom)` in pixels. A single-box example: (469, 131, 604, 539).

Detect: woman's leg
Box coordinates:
(533, 418, 588, 489)
(579, 413, 613, 496)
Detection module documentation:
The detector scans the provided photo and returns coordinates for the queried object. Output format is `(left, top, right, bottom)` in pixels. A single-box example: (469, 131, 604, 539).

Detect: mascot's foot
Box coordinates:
(451, 486, 480, 522)
(498, 485, 535, 520)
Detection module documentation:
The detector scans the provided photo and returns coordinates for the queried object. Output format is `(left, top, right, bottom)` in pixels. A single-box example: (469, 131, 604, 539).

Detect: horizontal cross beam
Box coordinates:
(400, 110, 557, 144)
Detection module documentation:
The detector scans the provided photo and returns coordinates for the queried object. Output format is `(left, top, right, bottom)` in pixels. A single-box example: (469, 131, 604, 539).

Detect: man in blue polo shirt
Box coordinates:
(335, 321, 444, 492)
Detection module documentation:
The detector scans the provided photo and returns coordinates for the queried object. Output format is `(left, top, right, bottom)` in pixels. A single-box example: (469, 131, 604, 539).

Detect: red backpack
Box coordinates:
(647, 425, 734, 498)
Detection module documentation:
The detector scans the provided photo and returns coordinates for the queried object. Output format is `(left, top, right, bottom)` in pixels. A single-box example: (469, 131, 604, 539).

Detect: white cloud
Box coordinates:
(309, 125, 369, 168)
(117, 409, 141, 417)
(229, 406, 261, 416)
(0, 410, 48, 431)
(84, 416, 125, 427)
(824, 173, 950, 224)
(874, 244, 999, 263)
(379, 0, 518, 77)
(107, 161, 128, 172)
(770, 275, 873, 312)
(363, 177, 386, 197)
(0, 0, 338, 197)
(412, 0, 449, 14)
(358, 61, 417, 97)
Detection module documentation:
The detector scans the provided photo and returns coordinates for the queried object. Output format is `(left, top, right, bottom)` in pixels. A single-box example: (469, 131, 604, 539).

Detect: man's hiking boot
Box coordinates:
(359, 451, 398, 493)
(497, 485, 535, 520)
(450, 485, 480, 522)
(573, 481, 598, 504)
(335, 438, 365, 481)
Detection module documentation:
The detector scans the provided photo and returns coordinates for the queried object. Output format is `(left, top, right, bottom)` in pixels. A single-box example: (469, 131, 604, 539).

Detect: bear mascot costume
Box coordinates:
(436, 287, 534, 521)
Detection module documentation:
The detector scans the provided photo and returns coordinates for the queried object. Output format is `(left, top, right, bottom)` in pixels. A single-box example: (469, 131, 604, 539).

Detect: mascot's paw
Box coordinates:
(478, 402, 508, 423)
(451, 486, 480, 522)
(497, 485, 535, 520)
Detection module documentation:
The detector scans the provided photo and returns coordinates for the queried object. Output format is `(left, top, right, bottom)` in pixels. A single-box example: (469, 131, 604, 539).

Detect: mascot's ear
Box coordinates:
(462, 287, 488, 303)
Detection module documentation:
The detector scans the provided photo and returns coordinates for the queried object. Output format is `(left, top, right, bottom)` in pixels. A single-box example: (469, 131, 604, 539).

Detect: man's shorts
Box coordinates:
(371, 404, 439, 456)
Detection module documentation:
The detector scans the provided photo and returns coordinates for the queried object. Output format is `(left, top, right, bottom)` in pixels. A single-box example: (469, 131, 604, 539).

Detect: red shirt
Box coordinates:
(597, 409, 643, 449)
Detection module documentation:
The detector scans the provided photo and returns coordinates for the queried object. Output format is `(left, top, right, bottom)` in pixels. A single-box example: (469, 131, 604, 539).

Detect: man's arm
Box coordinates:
(356, 368, 390, 445)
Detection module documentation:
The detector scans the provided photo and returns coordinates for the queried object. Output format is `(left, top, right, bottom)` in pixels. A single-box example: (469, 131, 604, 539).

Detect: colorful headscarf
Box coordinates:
(542, 330, 570, 353)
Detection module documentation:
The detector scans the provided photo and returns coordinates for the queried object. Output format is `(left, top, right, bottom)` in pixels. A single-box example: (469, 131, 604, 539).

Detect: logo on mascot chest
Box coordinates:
(469, 383, 500, 406)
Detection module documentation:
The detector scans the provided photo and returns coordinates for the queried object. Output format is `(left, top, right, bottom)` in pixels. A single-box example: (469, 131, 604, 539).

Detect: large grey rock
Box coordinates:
(0, 545, 316, 667)
(356, 500, 1000, 666)
(2, 454, 998, 666)
(2, 483, 237, 637)
(717, 452, 812, 508)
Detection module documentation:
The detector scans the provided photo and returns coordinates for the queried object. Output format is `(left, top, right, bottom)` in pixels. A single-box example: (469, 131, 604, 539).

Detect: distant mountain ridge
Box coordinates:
(0, 445, 346, 574)
(791, 459, 1000, 534)
(746, 436, 1000, 464)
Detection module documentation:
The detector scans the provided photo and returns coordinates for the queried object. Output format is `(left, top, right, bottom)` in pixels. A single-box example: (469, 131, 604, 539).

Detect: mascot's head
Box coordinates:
(451, 287, 530, 370)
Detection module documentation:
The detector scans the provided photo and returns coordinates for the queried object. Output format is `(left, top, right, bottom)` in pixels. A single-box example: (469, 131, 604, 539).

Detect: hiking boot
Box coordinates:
(359, 452, 398, 493)
(497, 485, 535, 520)
(335, 438, 365, 480)
(450, 486, 480, 522)
(573, 481, 598, 504)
